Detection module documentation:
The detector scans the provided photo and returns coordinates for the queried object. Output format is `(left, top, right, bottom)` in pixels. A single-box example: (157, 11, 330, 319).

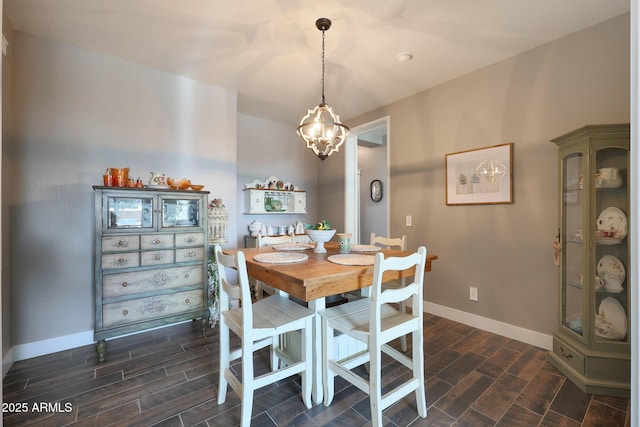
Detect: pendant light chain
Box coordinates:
(321, 28, 326, 104)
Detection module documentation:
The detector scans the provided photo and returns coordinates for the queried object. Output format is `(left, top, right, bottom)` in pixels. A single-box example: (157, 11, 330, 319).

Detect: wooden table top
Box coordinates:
(225, 243, 438, 302)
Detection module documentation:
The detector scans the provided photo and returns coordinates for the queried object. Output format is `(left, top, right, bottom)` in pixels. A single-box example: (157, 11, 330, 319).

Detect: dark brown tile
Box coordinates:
(476, 347, 521, 379)
(515, 368, 564, 415)
(434, 371, 493, 419)
(549, 378, 591, 422)
(454, 408, 496, 427)
(2, 317, 630, 427)
(582, 399, 627, 427)
(496, 403, 542, 426)
(473, 372, 527, 421)
(436, 352, 487, 386)
(539, 409, 582, 427)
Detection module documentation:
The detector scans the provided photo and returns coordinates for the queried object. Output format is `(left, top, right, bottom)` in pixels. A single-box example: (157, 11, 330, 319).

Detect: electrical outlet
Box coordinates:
(405, 215, 412, 227)
(469, 286, 479, 301)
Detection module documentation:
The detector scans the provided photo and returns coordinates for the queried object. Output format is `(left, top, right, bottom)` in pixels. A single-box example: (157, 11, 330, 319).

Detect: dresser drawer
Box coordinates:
(102, 252, 140, 270)
(176, 232, 204, 247)
(102, 235, 139, 252)
(141, 234, 173, 249)
(176, 247, 204, 263)
(141, 250, 174, 266)
(103, 265, 204, 298)
(102, 289, 204, 328)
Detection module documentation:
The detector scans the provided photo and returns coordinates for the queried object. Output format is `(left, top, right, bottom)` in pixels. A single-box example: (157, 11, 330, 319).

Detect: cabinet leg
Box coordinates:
(95, 340, 106, 362)
(200, 317, 208, 337)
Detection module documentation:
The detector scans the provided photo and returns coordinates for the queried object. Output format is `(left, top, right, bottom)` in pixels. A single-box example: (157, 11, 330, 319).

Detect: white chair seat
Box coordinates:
(215, 245, 315, 427)
(320, 246, 428, 427)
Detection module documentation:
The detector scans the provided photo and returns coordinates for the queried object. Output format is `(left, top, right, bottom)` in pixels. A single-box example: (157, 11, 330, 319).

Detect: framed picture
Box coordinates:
(445, 143, 513, 205)
(370, 179, 383, 202)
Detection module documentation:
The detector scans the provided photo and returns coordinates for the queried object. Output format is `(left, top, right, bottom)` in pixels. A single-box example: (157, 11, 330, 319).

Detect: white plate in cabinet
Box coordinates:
(103, 265, 204, 298)
(102, 289, 203, 328)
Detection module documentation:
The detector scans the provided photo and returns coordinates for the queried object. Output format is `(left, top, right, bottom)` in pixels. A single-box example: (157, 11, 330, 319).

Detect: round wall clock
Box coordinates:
(370, 179, 383, 202)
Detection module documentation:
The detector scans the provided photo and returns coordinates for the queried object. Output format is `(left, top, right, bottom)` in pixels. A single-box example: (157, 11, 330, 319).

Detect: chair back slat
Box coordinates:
(214, 245, 253, 321)
(370, 247, 427, 329)
(370, 233, 407, 250)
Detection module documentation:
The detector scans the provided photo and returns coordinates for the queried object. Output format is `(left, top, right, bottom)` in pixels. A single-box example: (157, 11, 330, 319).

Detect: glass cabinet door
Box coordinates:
(107, 196, 154, 229)
(593, 146, 628, 344)
(561, 152, 585, 337)
(161, 196, 202, 228)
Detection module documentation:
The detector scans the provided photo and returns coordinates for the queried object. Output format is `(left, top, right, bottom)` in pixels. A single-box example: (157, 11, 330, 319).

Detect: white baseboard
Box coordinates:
(424, 301, 553, 350)
(11, 330, 95, 363)
(3, 347, 14, 378)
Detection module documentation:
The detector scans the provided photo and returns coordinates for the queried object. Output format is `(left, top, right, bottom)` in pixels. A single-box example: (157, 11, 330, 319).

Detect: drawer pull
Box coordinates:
(117, 240, 126, 247)
(185, 298, 190, 304)
(154, 254, 162, 261)
(122, 282, 128, 287)
(123, 309, 128, 316)
(186, 251, 196, 258)
(559, 346, 573, 359)
(184, 273, 190, 279)
(153, 239, 161, 245)
(117, 258, 127, 266)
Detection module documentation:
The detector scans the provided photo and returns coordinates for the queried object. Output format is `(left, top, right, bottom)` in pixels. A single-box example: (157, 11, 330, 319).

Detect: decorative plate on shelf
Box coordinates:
(350, 244, 382, 252)
(595, 297, 627, 340)
(597, 255, 625, 293)
(596, 207, 627, 241)
(254, 252, 308, 264)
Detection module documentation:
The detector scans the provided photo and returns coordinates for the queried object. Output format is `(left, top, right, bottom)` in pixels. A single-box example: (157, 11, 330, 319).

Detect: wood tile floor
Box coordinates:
(2, 313, 630, 426)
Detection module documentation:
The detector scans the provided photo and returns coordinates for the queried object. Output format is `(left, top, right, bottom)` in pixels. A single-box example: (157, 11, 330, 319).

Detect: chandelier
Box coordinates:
(297, 18, 349, 161)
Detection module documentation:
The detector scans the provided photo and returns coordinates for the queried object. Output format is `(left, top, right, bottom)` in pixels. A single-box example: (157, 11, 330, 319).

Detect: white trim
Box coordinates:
(3, 347, 14, 378)
(424, 301, 553, 350)
(11, 330, 94, 362)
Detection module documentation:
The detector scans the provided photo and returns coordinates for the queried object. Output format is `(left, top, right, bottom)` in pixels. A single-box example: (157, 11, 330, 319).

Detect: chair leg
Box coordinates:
(217, 322, 230, 404)
(369, 340, 383, 427)
(412, 328, 427, 418)
(240, 343, 255, 427)
(301, 318, 313, 408)
(322, 318, 335, 406)
(270, 336, 280, 371)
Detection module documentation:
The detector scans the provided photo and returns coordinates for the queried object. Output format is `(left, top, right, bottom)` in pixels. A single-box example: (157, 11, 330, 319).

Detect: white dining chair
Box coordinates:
(370, 232, 409, 351)
(214, 245, 315, 427)
(319, 246, 428, 427)
(254, 234, 294, 299)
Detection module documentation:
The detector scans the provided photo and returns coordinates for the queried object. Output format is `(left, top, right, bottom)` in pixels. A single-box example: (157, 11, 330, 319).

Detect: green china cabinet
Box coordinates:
(548, 124, 630, 396)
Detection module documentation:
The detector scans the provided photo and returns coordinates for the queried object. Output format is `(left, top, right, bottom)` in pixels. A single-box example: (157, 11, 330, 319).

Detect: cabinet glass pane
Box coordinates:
(162, 198, 200, 228)
(107, 197, 154, 229)
(594, 147, 628, 343)
(562, 152, 584, 336)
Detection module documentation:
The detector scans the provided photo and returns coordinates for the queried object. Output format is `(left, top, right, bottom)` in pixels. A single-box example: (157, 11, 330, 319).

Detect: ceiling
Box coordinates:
(3, 0, 630, 126)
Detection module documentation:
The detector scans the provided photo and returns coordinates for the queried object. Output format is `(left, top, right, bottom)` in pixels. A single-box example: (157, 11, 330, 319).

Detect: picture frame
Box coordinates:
(445, 143, 513, 205)
(370, 179, 383, 202)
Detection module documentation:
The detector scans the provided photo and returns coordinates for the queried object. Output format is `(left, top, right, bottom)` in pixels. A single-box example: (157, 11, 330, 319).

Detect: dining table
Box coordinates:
(225, 241, 438, 404)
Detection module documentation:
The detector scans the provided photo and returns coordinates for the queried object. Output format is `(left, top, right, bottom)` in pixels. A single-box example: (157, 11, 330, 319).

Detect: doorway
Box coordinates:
(344, 117, 390, 244)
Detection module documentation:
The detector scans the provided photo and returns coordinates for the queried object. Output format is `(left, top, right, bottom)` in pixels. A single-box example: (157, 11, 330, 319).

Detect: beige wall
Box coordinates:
(4, 31, 238, 359)
(321, 13, 630, 336)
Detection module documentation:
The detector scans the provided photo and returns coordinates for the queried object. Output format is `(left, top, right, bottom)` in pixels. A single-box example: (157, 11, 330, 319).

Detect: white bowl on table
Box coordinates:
(305, 229, 336, 254)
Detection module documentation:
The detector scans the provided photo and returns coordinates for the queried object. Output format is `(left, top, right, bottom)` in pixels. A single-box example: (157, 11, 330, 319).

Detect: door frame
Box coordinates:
(344, 116, 390, 244)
